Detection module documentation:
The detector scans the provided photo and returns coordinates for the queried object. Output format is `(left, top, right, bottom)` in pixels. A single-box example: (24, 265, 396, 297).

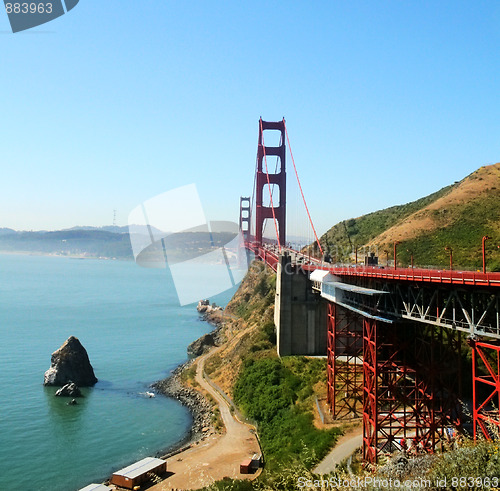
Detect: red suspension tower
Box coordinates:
(255, 118, 286, 247)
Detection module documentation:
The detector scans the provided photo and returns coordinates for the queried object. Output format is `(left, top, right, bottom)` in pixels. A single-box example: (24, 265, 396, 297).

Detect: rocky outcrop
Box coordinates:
(197, 299, 211, 313)
(55, 382, 82, 397)
(197, 300, 223, 317)
(44, 336, 98, 387)
(187, 333, 215, 357)
(196, 299, 225, 346)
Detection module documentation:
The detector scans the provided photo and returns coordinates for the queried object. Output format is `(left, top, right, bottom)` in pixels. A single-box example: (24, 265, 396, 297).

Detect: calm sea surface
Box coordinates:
(0, 253, 237, 491)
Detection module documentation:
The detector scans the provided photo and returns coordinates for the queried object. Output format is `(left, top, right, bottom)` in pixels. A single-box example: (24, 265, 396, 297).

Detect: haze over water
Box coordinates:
(0, 253, 235, 491)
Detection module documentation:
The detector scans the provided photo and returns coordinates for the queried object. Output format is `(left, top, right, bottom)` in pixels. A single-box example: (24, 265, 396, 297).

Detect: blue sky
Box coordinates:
(1, 1, 499, 235)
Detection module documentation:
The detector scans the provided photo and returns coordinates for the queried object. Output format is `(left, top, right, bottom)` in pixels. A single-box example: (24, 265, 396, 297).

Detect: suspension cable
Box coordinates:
(283, 119, 323, 256)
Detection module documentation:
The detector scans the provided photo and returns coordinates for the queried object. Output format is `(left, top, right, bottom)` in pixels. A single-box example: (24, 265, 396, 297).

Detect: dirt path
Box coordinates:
(148, 345, 261, 490)
(313, 426, 363, 475)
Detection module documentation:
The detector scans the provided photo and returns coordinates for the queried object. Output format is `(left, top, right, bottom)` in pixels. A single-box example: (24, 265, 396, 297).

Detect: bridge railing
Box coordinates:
(325, 265, 500, 288)
(246, 242, 279, 271)
(245, 242, 500, 288)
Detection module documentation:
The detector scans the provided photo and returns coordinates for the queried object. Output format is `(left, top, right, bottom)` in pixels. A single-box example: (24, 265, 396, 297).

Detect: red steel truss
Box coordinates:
(251, 240, 468, 462)
(362, 319, 462, 463)
(470, 339, 500, 440)
(363, 317, 378, 463)
(363, 319, 425, 462)
(413, 326, 463, 451)
(327, 303, 363, 420)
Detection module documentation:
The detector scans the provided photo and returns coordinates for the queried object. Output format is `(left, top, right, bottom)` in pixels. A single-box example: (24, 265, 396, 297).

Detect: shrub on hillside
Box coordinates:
(233, 356, 339, 469)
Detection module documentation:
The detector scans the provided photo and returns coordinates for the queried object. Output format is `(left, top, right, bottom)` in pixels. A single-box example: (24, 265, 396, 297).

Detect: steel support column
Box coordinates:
(327, 303, 363, 420)
(373, 323, 420, 460)
(362, 320, 461, 463)
(327, 303, 335, 412)
(363, 317, 378, 463)
(413, 326, 462, 452)
(470, 338, 500, 440)
(363, 320, 422, 463)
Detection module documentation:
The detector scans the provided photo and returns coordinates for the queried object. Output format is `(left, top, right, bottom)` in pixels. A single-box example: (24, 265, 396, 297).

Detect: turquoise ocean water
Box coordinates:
(0, 253, 237, 491)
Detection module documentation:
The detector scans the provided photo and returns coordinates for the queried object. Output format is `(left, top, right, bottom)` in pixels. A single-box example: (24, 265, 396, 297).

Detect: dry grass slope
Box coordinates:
(205, 261, 276, 396)
(369, 163, 500, 247)
(321, 162, 500, 270)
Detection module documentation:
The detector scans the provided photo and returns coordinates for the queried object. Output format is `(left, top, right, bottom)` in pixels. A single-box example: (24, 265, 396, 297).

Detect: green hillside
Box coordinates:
(320, 184, 455, 256)
(319, 163, 500, 271)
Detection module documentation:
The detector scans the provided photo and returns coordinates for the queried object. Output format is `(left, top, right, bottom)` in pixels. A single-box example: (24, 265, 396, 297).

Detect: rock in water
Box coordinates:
(55, 382, 82, 397)
(44, 336, 98, 386)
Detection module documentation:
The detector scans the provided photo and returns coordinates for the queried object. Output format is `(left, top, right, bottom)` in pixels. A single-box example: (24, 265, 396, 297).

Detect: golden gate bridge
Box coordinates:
(239, 118, 500, 463)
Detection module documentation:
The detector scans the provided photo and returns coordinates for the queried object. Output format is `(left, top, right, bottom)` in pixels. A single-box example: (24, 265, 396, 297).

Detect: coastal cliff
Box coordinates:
(147, 261, 340, 488)
(186, 300, 225, 356)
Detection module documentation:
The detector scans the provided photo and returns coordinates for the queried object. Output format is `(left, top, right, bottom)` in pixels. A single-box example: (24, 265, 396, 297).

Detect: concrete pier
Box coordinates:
(274, 253, 327, 356)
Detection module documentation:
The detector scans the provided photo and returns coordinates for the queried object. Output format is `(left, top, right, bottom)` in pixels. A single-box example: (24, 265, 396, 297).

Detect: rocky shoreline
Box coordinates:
(150, 300, 225, 458)
(151, 360, 213, 453)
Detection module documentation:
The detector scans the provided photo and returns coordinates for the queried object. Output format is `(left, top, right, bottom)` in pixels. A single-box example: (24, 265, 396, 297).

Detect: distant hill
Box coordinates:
(0, 228, 134, 259)
(64, 225, 131, 233)
(320, 163, 500, 271)
(0, 226, 238, 261)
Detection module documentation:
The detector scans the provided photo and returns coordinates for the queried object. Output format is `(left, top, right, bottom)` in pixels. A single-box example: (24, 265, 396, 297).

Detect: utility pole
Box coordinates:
(407, 249, 414, 269)
(483, 236, 491, 273)
(394, 241, 400, 270)
(445, 246, 453, 271)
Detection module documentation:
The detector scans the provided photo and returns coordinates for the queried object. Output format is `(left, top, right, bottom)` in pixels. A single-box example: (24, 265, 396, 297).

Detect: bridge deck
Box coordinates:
(248, 243, 500, 288)
(310, 264, 500, 288)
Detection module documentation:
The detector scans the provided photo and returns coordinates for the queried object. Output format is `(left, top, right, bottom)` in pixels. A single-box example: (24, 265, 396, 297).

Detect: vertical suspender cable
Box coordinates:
(283, 119, 323, 256)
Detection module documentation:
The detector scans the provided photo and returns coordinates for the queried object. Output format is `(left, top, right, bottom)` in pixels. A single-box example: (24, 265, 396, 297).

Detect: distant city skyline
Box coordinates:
(1, 1, 499, 236)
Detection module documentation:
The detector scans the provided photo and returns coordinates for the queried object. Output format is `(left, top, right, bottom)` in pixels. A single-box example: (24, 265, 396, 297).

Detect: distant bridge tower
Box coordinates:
(239, 196, 251, 241)
(255, 118, 286, 247)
